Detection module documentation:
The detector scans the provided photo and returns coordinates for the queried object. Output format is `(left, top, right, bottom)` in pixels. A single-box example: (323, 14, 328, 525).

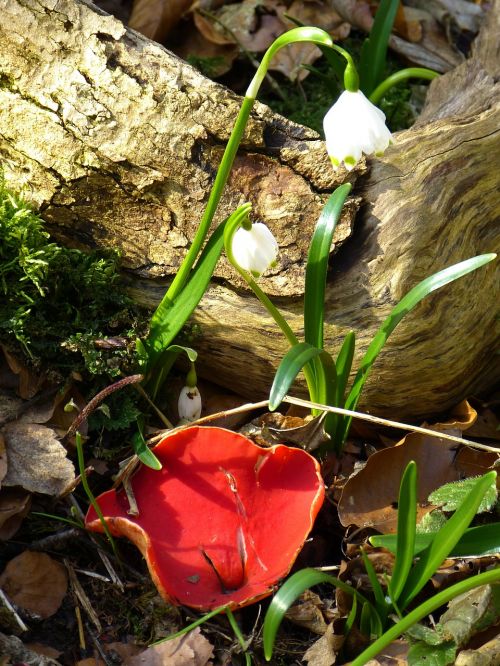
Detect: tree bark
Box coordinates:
(1, 0, 498, 421)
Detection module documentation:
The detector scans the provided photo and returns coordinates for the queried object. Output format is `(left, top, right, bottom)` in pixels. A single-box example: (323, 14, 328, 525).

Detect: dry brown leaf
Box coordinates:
(285, 590, 329, 635)
(76, 659, 106, 666)
(270, 0, 351, 81)
(364, 639, 409, 664)
(303, 622, 343, 666)
(2, 422, 75, 496)
(1, 347, 45, 400)
(0, 488, 31, 540)
(105, 641, 143, 661)
(394, 4, 423, 43)
(129, 0, 194, 42)
(0, 551, 68, 619)
(467, 407, 500, 441)
(338, 432, 459, 531)
(125, 627, 213, 665)
(173, 21, 238, 77)
(26, 644, 63, 659)
(195, 0, 286, 53)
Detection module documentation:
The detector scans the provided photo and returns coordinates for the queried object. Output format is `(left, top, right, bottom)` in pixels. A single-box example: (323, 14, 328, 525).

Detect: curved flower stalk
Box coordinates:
(142, 27, 361, 392)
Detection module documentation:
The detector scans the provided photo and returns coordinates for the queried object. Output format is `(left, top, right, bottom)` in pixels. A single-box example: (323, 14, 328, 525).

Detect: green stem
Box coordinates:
(76, 432, 120, 561)
(226, 608, 252, 665)
(369, 67, 439, 105)
(150, 605, 228, 646)
(165, 96, 255, 303)
(224, 213, 318, 403)
(350, 566, 500, 666)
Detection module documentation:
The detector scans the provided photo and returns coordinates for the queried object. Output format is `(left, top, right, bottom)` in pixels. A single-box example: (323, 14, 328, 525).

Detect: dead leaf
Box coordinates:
(285, 590, 329, 635)
(440, 584, 500, 647)
(2, 422, 75, 496)
(26, 644, 63, 659)
(0, 488, 31, 540)
(394, 4, 423, 43)
(467, 407, 500, 441)
(0, 551, 68, 619)
(270, 1, 351, 81)
(173, 21, 238, 77)
(338, 432, 459, 531)
(365, 639, 409, 665)
(129, 0, 194, 42)
(303, 622, 343, 666)
(125, 627, 214, 665)
(1, 347, 45, 400)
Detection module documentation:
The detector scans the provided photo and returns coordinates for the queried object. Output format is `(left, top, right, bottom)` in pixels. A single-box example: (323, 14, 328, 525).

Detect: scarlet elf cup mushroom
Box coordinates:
(85, 426, 325, 610)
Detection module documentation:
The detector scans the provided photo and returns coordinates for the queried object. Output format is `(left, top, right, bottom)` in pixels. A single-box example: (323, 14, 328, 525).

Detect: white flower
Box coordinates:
(178, 385, 202, 422)
(323, 90, 392, 171)
(231, 222, 279, 277)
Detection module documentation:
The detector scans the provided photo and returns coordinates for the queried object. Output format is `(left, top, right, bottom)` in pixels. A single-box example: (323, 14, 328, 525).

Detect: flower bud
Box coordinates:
(231, 222, 279, 278)
(323, 90, 392, 171)
(178, 385, 202, 423)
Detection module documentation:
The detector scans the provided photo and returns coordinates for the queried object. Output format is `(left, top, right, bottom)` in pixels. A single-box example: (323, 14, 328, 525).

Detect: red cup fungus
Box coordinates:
(85, 426, 325, 610)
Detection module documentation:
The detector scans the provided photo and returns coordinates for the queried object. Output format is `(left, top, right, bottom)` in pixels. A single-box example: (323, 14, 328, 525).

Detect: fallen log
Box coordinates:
(0, 0, 498, 421)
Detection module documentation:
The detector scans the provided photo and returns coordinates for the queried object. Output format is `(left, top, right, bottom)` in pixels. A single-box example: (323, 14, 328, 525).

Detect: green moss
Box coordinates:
(0, 177, 147, 381)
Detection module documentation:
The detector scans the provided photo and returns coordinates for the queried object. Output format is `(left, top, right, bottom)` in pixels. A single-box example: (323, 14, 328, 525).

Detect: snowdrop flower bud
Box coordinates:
(178, 363, 202, 423)
(178, 385, 202, 423)
(231, 222, 279, 278)
(323, 90, 392, 171)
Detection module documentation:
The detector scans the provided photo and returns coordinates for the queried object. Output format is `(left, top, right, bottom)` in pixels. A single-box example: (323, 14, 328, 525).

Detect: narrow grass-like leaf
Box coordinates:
(370, 523, 500, 558)
(145, 222, 226, 373)
(269, 342, 325, 411)
(398, 471, 497, 609)
(304, 183, 351, 350)
(359, 0, 400, 95)
(388, 461, 417, 603)
(339, 254, 496, 445)
(263, 568, 368, 661)
(350, 567, 500, 666)
(361, 549, 388, 624)
(330, 331, 355, 443)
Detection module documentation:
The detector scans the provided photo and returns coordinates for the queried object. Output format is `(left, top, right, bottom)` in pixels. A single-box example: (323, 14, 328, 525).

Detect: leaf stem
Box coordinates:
(369, 67, 439, 105)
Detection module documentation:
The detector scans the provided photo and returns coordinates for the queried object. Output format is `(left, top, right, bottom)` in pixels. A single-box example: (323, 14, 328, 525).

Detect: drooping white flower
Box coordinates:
(178, 385, 202, 423)
(323, 90, 392, 171)
(231, 222, 279, 278)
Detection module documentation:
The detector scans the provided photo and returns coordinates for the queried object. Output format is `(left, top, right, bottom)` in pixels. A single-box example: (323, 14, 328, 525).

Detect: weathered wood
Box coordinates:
(0, 0, 498, 421)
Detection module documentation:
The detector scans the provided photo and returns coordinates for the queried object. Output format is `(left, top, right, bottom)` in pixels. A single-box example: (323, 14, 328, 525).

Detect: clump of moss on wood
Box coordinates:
(0, 178, 147, 382)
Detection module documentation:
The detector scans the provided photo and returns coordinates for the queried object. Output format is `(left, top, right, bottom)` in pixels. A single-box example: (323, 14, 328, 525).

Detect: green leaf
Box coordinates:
(329, 331, 355, 444)
(407, 640, 457, 666)
(370, 522, 500, 558)
(389, 461, 417, 604)
(339, 253, 496, 445)
(350, 568, 500, 666)
(166, 344, 198, 363)
(269, 342, 336, 411)
(304, 183, 351, 349)
(145, 222, 226, 371)
(359, 0, 400, 95)
(263, 568, 368, 661)
(398, 471, 497, 609)
(361, 549, 388, 624)
(428, 476, 498, 513)
(131, 422, 162, 470)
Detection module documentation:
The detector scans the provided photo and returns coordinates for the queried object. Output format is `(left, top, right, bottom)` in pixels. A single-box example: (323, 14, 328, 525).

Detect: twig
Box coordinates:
(0, 588, 28, 632)
(65, 374, 143, 440)
(148, 396, 500, 454)
(65, 559, 102, 633)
